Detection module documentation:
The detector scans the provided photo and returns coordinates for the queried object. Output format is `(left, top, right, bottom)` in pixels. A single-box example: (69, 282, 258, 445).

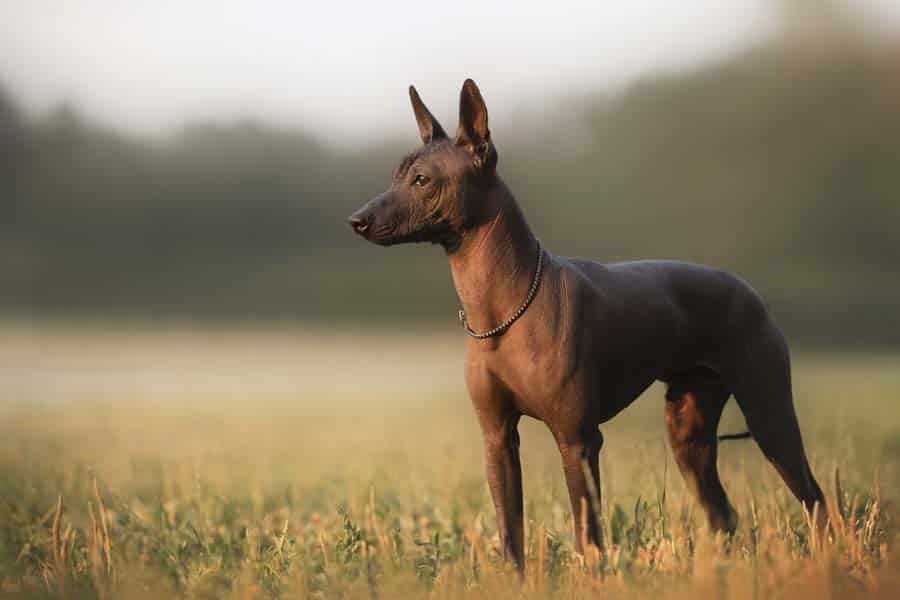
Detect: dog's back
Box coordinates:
(561, 257, 772, 379)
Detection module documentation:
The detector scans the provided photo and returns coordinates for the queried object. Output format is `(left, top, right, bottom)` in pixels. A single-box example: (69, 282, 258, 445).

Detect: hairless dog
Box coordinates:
(349, 79, 826, 571)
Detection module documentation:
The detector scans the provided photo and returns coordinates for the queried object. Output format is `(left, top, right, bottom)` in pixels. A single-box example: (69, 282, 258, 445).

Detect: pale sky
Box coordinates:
(1, 1, 898, 142)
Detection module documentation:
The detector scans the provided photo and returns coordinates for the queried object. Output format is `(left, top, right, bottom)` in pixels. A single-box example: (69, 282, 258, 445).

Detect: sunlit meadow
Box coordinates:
(1, 323, 897, 598)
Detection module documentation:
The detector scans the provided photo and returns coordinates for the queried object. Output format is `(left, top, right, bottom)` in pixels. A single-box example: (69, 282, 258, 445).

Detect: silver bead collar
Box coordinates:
(458, 240, 544, 339)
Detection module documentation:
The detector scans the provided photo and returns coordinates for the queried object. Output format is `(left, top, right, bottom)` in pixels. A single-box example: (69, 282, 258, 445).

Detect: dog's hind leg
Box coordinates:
(731, 325, 827, 525)
(665, 372, 737, 532)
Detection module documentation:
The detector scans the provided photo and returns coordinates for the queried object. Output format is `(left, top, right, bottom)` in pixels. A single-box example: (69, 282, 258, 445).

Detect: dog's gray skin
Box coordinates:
(348, 80, 826, 570)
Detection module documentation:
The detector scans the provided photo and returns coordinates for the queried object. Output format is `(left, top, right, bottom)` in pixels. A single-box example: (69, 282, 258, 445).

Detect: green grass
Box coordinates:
(0, 325, 897, 598)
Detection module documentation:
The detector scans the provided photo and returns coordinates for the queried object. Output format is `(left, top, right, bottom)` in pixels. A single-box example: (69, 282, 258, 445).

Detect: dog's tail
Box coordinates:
(718, 431, 752, 441)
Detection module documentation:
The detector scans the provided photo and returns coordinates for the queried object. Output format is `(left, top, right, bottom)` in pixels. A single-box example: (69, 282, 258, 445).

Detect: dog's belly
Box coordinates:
(593, 373, 657, 423)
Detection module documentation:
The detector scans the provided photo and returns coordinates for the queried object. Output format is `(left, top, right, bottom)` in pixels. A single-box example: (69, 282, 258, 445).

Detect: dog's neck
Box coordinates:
(448, 178, 539, 335)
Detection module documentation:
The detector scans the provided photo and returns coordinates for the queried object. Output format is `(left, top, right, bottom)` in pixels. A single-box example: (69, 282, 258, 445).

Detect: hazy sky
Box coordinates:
(2, 1, 898, 142)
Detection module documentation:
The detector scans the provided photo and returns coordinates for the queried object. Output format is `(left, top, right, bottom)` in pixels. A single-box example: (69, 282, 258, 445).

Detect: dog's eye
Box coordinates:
(413, 174, 430, 187)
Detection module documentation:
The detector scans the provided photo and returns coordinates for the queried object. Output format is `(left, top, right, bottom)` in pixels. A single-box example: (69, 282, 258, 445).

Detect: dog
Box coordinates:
(348, 79, 826, 570)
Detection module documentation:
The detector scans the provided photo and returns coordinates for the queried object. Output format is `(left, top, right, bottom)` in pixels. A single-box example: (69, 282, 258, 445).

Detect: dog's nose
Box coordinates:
(348, 214, 370, 235)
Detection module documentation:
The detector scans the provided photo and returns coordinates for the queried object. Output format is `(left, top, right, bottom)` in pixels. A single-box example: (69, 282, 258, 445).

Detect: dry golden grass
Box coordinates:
(0, 323, 897, 598)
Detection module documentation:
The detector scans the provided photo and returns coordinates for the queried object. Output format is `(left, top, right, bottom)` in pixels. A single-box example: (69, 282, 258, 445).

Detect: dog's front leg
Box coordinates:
(480, 414, 525, 570)
(468, 367, 525, 570)
(557, 429, 604, 555)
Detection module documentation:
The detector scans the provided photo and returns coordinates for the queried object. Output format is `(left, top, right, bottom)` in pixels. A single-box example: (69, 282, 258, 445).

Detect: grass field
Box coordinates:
(1, 322, 898, 598)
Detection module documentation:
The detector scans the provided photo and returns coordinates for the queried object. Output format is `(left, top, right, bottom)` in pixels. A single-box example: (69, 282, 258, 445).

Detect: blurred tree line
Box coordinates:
(1, 27, 898, 346)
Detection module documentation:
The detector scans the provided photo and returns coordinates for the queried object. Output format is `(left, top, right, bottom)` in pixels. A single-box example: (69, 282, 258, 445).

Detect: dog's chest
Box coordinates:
(470, 326, 659, 426)
(475, 340, 581, 420)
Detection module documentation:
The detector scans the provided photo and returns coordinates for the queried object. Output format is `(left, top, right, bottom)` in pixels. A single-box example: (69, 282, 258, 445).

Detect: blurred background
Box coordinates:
(1, 0, 899, 346)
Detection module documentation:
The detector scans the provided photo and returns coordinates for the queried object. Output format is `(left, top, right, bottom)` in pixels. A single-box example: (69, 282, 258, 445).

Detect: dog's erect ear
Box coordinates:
(409, 85, 447, 144)
(456, 79, 497, 171)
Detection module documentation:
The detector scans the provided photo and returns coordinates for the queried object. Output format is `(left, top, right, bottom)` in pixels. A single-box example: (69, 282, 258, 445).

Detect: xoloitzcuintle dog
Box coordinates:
(348, 79, 826, 570)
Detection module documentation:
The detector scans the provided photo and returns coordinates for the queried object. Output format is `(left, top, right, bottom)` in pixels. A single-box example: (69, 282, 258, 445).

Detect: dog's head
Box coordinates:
(348, 79, 498, 251)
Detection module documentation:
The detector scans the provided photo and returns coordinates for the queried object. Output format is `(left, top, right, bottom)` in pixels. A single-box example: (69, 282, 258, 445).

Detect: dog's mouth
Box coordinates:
(347, 215, 394, 246)
(348, 215, 454, 248)
(348, 219, 399, 246)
